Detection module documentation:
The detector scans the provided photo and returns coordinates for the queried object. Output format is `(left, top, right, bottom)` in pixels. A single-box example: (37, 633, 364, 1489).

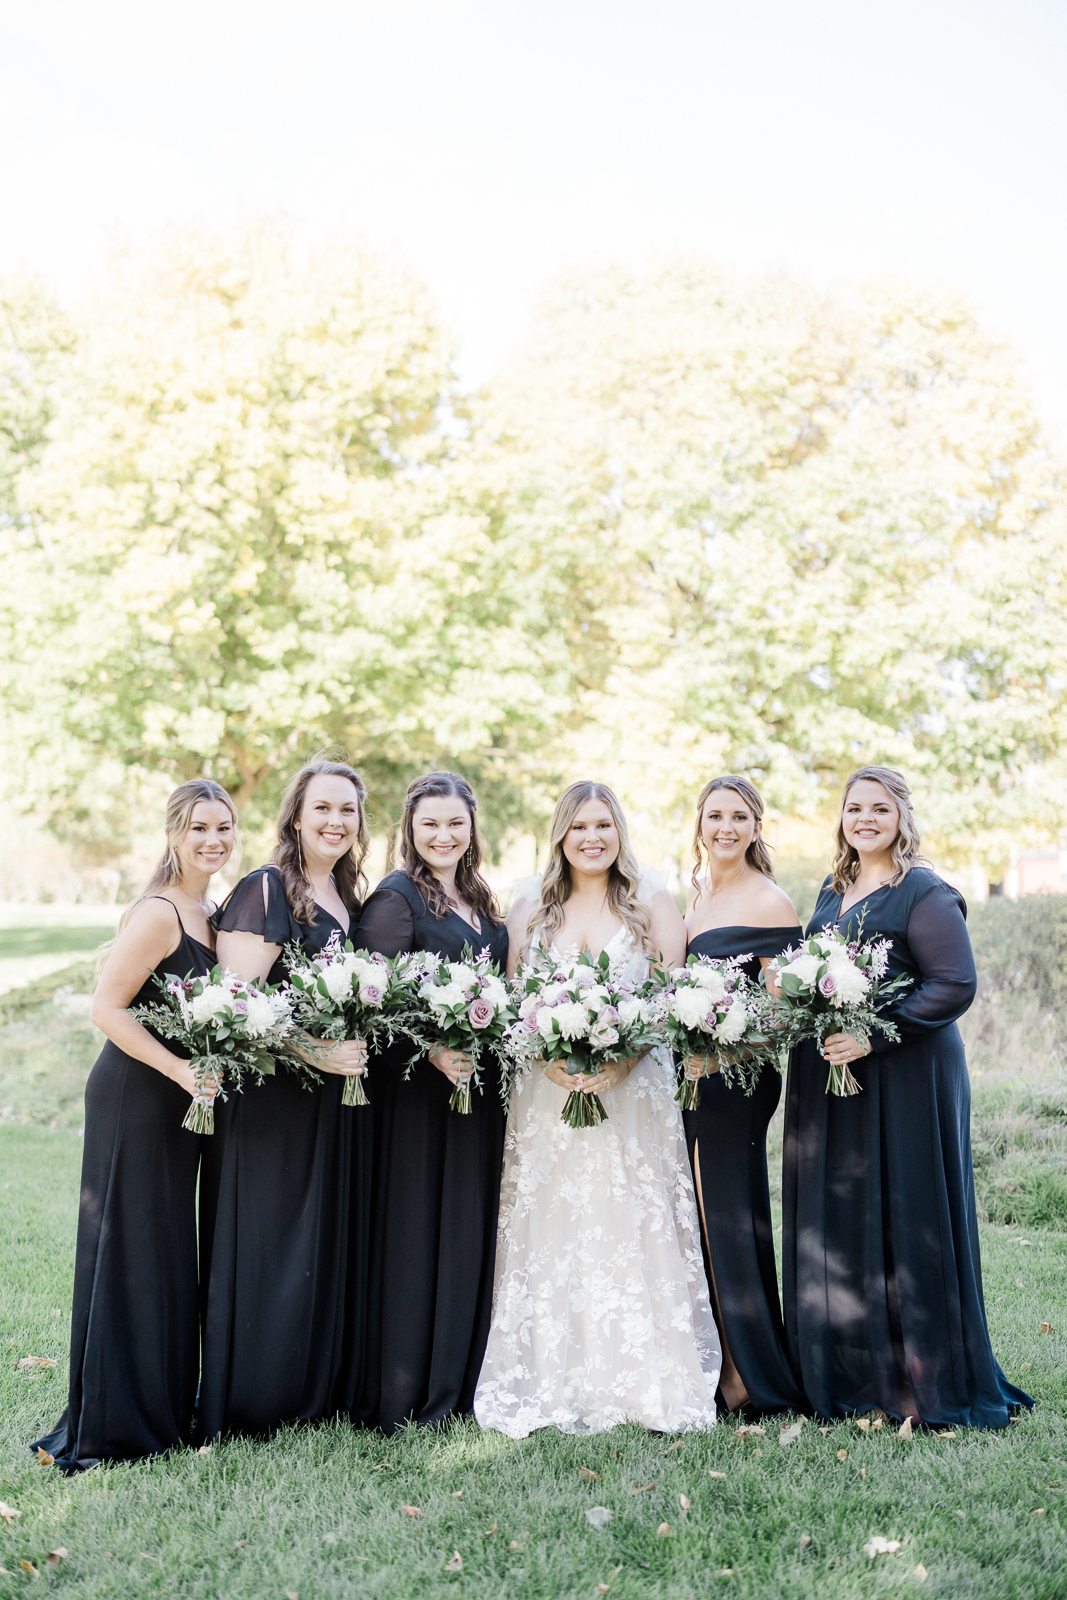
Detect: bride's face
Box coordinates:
(562, 800, 620, 881)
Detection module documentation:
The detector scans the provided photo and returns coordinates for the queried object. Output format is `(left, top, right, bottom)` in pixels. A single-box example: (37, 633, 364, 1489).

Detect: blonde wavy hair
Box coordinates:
(525, 781, 652, 957)
(830, 766, 928, 893)
(691, 775, 776, 894)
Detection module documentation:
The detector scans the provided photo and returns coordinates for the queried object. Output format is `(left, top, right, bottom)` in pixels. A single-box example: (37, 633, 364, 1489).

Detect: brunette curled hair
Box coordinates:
(830, 766, 928, 893)
(691, 775, 775, 896)
(399, 771, 502, 926)
(273, 756, 369, 923)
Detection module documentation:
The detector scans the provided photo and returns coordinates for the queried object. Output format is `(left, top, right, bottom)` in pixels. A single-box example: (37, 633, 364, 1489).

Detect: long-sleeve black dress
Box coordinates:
(32, 900, 212, 1472)
(352, 870, 509, 1434)
(781, 868, 1031, 1428)
(682, 926, 808, 1417)
(197, 866, 371, 1439)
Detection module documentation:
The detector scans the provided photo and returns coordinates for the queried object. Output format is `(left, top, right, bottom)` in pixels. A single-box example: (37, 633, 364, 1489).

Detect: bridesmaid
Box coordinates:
(682, 776, 807, 1417)
(198, 757, 371, 1439)
(781, 765, 1031, 1428)
(353, 771, 508, 1434)
(33, 780, 237, 1471)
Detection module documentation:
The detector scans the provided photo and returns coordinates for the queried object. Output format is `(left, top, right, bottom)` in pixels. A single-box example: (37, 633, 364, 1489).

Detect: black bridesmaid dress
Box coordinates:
(32, 901, 212, 1471)
(682, 926, 808, 1417)
(352, 870, 508, 1434)
(781, 868, 1031, 1428)
(197, 866, 371, 1439)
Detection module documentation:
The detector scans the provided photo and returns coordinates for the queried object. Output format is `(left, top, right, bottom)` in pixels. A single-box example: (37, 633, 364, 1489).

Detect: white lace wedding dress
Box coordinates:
(474, 876, 721, 1437)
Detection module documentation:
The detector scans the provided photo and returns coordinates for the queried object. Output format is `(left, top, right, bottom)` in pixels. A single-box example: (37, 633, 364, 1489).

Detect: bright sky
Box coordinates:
(4, 0, 1066, 436)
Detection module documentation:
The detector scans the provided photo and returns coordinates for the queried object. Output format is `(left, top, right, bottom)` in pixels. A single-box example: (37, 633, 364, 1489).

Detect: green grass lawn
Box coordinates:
(1, 1122, 1065, 1599)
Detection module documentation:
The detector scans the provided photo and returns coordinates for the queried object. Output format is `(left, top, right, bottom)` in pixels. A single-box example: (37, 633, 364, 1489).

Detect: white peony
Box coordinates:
(825, 956, 869, 1005)
(541, 1000, 592, 1040)
(540, 981, 568, 1007)
(686, 964, 727, 1002)
(321, 964, 355, 1004)
(447, 962, 478, 989)
(715, 998, 749, 1044)
(781, 951, 822, 989)
(243, 992, 279, 1038)
(480, 975, 509, 1010)
(616, 997, 647, 1030)
(190, 985, 232, 1024)
(670, 986, 715, 1031)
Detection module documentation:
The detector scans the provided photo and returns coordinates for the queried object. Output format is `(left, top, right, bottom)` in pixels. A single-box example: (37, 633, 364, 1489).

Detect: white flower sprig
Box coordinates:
(132, 964, 295, 1133)
(765, 919, 911, 1095)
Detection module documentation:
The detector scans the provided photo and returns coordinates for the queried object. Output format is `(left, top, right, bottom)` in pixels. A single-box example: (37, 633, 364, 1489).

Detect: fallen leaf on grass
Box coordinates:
(231, 1540, 249, 1551)
(708, 1471, 727, 1480)
(656, 1523, 672, 1538)
(679, 1494, 691, 1511)
(578, 1466, 600, 1480)
(936, 1432, 956, 1441)
(818, 1426, 832, 1436)
(595, 1588, 610, 1596)
(0, 1502, 21, 1522)
(778, 1422, 803, 1447)
(837, 1450, 848, 1462)
(1031, 1508, 1046, 1517)
(370, 1462, 395, 1471)
(714, 1569, 734, 1577)
(898, 1418, 913, 1440)
(45, 1550, 67, 1569)
(509, 1539, 525, 1551)
(860, 1468, 867, 1479)
(401, 1504, 425, 1519)
(285, 1591, 299, 1599)
(197, 1445, 212, 1457)
(20, 1561, 38, 1577)
(630, 1482, 656, 1494)
(453, 1490, 463, 1500)
(36, 1447, 54, 1466)
(484, 1524, 497, 1537)
(444, 1551, 463, 1572)
(915, 1564, 928, 1581)
(585, 1507, 613, 1528)
(323, 1533, 337, 1545)
(800, 1534, 811, 1548)
(1039, 1323, 1055, 1334)
(16, 1357, 56, 1370)
(854, 1417, 870, 1432)
(1021, 1362, 1033, 1371)
(660, 1440, 684, 1455)
(1016, 1279, 1025, 1289)
(735, 1425, 764, 1441)
(863, 1536, 901, 1558)
(870, 1419, 884, 1432)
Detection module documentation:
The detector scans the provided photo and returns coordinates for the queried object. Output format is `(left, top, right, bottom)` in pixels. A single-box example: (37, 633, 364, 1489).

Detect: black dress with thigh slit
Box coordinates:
(32, 901, 212, 1471)
(351, 870, 509, 1434)
(682, 926, 808, 1417)
(197, 865, 371, 1439)
(781, 869, 1031, 1428)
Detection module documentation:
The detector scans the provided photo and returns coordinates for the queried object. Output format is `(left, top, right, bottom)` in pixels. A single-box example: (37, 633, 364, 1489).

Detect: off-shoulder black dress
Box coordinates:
(781, 869, 1031, 1428)
(33, 900, 212, 1471)
(352, 870, 509, 1434)
(197, 866, 371, 1438)
(682, 926, 807, 1417)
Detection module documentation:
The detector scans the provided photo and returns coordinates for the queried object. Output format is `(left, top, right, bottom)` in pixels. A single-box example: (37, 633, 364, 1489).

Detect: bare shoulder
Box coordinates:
(122, 896, 182, 940)
(104, 896, 180, 974)
(747, 876, 801, 928)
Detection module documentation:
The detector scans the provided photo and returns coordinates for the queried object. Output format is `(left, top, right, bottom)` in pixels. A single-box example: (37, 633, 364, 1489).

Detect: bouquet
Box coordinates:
(393, 944, 517, 1114)
(661, 953, 779, 1109)
(284, 935, 410, 1106)
(506, 948, 664, 1129)
(765, 921, 911, 1095)
(133, 965, 295, 1133)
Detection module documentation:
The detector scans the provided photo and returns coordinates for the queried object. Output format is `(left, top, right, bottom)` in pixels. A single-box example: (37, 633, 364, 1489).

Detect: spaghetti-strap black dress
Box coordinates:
(352, 870, 509, 1434)
(197, 866, 371, 1439)
(782, 868, 1032, 1428)
(682, 926, 808, 1417)
(32, 900, 212, 1472)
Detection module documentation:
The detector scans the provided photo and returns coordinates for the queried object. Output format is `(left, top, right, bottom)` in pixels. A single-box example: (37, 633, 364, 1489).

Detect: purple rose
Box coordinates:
(363, 985, 383, 1005)
(703, 1012, 718, 1031)
(818, 973, 837, 997)
(598, 1005, 620, 1026)
(468, 998, 494, 1030)
(232, 998, 249, 1014)
(523, 1010, 542, 1033)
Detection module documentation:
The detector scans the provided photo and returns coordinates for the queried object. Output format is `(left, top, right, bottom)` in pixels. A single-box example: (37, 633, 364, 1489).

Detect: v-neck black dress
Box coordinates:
(352, 870, 509, 1434)
(781, 869, 1031, 1428)
(197, 865, 371, 1438)
(32, 900, 213, 1471)
(682, 925, 807, 1417)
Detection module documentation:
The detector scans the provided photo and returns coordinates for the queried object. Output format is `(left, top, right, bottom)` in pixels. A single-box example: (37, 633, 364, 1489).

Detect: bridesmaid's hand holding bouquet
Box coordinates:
(661, 953, 777, 1109)
(284, 934, 403, 1106)
(764, 922, 911, 1095)
(132, 966, 295, 1134)
(395, 944, 517, 1113)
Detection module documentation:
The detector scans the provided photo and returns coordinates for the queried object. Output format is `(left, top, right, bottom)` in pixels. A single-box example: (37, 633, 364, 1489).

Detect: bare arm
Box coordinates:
(90, 900, 205, 1097)
(650, 889, 687, 970)
(505, 896, 532, 979)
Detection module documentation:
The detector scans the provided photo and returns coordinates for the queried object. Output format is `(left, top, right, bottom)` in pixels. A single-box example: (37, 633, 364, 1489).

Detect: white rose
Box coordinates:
(479, 975, 509, 1010)
(670, 986, 714, 1030)
(243, 991, 278, 1038)
(616, 997, 646, 1030)
(190, 985, 231, 1024)
(447, 962, 478, 989)
(518, 990, 540, 1018)
(427, 981, 468, 1014)
(782, 951, 821, 989)
(715, 998, 749, 1044)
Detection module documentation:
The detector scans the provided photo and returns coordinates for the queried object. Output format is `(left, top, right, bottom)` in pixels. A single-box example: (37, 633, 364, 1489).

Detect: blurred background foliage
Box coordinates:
(2, 225, 1066, 884)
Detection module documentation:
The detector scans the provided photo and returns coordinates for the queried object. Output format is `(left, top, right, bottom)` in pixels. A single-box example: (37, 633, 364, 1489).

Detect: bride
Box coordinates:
(474, 781, 721, 1437)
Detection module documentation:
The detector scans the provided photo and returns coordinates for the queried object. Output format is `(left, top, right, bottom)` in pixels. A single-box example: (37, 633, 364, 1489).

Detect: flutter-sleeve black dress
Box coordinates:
(682, 926, 808, 1417)
(351, 869, 509, 1434)
(197, 865, 371, 1439)
(32, 900, 213, 1471)
(781, 868, 1031, 1428)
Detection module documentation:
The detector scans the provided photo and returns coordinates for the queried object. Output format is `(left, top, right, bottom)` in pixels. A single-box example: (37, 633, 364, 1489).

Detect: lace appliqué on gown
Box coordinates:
(474, 920, 721, 1437)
